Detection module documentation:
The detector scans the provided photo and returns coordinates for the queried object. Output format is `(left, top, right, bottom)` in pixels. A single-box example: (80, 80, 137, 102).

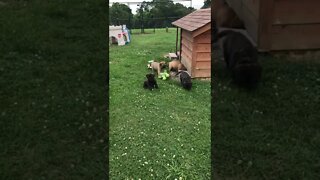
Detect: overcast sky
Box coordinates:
(109, 0, 205, 14)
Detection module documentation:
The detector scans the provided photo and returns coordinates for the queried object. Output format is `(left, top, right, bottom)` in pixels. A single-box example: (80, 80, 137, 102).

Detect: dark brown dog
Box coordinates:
(217, 30, 262, 88)
(178, 70, 192, 90)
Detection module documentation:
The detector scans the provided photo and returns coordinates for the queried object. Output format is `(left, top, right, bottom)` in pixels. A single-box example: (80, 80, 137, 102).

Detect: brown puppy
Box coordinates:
(169, 60, 187, 72)
(149, 61, 166, 75)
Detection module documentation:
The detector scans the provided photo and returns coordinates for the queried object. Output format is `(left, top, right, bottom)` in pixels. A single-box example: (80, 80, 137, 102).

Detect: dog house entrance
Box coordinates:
(110, 36, 118, 44)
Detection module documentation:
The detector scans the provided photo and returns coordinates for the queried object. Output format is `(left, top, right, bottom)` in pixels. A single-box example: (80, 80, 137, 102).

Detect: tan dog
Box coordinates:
(149, 61, 166, 75)
(169, 60, 187, 72)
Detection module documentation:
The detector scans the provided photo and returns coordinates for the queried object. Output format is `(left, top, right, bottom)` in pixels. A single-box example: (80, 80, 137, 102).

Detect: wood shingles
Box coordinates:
(172, 8, 211, 32)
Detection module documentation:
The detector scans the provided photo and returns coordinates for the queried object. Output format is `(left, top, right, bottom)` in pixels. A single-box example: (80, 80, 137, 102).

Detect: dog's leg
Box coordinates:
(157, 64, 161, 76)
(143, 81, 148, 89)
(154, 81, 159, 89)
(148, 84, 153, 90)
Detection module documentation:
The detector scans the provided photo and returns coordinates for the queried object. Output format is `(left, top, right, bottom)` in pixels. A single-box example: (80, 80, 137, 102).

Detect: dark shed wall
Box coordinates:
(226, 0, 320, 51)
(270, 0, 320, 50)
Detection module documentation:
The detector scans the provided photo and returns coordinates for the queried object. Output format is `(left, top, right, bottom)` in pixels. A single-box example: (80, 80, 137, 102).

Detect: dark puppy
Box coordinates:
(217, 30, 262, 88)
(143, 73, 158, 90)
(178, 70, 192, 90)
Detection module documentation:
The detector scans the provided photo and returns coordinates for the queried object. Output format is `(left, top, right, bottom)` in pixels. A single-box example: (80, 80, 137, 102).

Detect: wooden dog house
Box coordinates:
(172, 8, 211, 78)
(223, 0, 320, 51)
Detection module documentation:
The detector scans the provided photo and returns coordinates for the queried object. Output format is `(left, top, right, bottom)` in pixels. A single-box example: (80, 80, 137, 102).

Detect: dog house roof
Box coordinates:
(172, 8, 211, 32)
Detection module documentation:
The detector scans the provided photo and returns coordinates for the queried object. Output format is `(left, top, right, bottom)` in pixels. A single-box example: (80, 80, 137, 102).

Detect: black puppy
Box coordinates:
(143, 73, 158, 90)
(178, 70, 192, 90)
(217, 30, 262, 88)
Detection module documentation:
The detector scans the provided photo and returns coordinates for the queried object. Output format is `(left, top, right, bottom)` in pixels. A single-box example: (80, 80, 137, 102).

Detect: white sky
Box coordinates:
(109, 0, 205, 14)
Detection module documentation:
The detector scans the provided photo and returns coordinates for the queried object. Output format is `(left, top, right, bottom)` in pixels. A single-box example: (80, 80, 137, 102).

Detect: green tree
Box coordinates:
(202, 0, 212, 8)
(134, 0, 195, 29)
(109, 3, 133, 27)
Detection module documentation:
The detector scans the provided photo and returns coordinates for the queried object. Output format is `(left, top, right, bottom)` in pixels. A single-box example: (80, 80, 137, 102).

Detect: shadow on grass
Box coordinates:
(212, 54, 320, 179)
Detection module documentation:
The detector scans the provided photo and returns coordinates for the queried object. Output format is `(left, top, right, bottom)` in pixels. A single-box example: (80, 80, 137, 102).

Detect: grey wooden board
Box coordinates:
(168, 53, 178, 60)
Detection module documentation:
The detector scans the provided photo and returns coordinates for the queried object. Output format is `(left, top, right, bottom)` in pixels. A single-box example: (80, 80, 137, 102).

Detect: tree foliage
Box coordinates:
(133, 0, 195, 28)
(109, 0, 197, 29)
(109, 3, 133, 26)
(202, 0, 212, 9)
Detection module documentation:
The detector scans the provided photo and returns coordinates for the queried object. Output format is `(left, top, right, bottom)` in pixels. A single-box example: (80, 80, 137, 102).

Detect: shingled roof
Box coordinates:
(172, 8, 211, 32)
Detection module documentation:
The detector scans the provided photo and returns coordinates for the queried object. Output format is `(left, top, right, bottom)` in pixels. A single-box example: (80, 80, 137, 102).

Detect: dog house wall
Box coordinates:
(190, 27, 211, 78)
(109, 25, 128, 46)
(172, 8, 211, 78)
(224, 0, 320, 51)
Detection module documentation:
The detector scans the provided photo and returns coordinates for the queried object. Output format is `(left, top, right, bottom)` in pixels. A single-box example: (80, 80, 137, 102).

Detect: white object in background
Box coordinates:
(109, 25, 126, 46)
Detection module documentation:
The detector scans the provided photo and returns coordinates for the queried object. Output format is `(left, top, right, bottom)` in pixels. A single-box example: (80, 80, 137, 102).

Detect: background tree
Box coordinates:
(109, 0, 198, 30)
(109, 3, 133, 28)
(133, 0, 195, 29)
(202, 0, 211, 9)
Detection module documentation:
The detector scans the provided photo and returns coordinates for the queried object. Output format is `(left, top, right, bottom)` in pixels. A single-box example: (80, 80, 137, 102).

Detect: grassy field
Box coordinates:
(109, 29, 211, 179)
(0, 0, 108, 179)
(212, 54, 320, 179)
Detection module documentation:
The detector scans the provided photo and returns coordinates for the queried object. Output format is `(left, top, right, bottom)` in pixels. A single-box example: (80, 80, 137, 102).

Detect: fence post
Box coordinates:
(128, 15, 131, 34)
(154, 19, 156, 33)
(175, 27, 178, 55)
(139, 7, 144, 33)
(141, 16, 143, 33)
(166, 19, 169, 33)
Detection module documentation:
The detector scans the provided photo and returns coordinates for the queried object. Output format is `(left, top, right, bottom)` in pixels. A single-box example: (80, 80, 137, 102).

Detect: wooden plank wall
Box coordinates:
(226, 0, 320, 51)
(270, 0, 320, 50)
(271, 24, 320, 50)
(181, 30, 193, 75)
(273, 0, 320, 25)
(193, 30, 211, 78)
(257, 0, 273, 51)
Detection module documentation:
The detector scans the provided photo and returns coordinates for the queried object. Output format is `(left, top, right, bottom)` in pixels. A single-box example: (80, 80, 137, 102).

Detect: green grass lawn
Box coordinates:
(212, 54, 320, 179)
(0, 0, 108, 179)
(109, 29, 211, 179)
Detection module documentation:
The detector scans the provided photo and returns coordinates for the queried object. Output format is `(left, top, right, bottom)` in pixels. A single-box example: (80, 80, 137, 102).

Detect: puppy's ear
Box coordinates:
(160, 62, 165, 68)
